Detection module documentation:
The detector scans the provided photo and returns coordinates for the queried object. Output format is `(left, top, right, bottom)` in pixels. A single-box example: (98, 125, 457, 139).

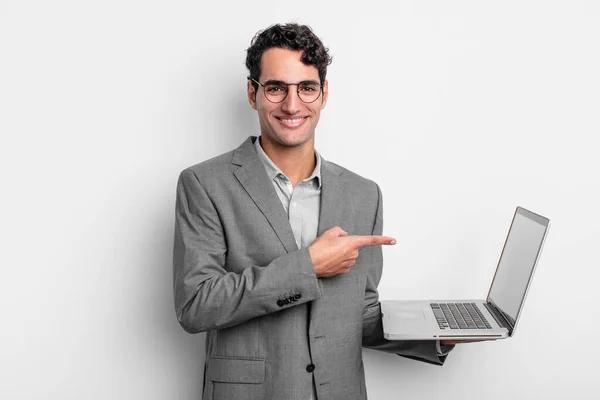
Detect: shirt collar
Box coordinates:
(254, 136, 322, 189)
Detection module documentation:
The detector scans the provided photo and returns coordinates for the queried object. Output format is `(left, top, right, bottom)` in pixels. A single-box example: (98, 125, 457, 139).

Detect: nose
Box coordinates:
(281, 86, 301, 114)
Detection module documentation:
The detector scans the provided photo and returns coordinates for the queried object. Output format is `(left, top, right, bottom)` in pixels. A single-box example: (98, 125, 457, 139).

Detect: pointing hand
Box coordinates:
(308, 226, 396, 278)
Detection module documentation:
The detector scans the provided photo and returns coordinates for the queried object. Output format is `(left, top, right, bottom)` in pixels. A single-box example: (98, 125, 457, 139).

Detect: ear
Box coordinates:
(247, 80, 257, 110)
(320, 80, 329, 110)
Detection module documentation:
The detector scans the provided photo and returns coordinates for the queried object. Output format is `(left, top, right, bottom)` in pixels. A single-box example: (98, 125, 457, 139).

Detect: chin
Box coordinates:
(265, 129, 313, 148)
(279, 134, 313, 148)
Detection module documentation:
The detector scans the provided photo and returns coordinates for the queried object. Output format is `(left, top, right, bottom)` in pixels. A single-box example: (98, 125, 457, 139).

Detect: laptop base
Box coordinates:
(381, 299, 510, 341)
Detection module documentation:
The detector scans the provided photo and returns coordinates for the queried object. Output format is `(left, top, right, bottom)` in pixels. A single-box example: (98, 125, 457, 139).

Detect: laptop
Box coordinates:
(380, 206, 550, 340)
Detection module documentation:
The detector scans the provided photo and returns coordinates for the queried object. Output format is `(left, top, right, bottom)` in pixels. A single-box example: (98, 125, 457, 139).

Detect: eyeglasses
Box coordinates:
(249, 78, 323, 103)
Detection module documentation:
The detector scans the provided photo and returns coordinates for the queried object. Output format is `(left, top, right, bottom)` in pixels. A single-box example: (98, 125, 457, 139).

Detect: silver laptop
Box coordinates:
(381, 206, 550, 340)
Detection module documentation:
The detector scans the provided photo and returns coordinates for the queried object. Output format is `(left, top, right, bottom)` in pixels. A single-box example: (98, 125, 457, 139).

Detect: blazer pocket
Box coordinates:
(207, 356, 266, 384)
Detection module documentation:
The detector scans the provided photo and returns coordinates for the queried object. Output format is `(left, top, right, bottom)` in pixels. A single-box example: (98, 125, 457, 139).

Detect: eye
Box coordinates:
(299, 84, 319, 92)
(265, 85, 286, 93)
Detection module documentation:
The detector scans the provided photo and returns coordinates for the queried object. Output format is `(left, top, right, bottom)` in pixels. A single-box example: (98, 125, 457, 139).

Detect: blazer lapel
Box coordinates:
(317, 159, 347, 236)
(232, 137, 299, 253)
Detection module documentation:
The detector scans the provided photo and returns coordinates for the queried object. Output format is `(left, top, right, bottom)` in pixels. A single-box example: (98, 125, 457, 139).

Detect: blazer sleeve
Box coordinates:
(173, 169, 322, 333)
(361, 184, 453, 366)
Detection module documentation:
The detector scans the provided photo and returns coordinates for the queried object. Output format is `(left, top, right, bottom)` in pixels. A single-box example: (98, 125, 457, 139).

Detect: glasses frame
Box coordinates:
(249, 78, 323, 104)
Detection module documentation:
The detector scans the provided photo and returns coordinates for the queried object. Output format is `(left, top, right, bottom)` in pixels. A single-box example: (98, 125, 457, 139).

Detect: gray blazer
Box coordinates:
(174, 136, 447, 400)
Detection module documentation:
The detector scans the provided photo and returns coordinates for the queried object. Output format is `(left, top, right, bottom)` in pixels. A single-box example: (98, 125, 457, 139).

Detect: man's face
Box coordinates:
(247, 48, 328, 149)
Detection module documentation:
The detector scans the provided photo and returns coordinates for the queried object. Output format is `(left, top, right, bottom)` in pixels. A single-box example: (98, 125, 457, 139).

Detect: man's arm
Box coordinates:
(173, 169, 322, 333)
(361, 184, 454, 366)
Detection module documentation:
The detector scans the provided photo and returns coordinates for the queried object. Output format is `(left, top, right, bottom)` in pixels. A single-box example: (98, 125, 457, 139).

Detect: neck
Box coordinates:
(260, 136, 316, 187)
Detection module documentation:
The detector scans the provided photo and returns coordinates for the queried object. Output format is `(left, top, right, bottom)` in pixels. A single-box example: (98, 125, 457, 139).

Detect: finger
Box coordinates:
(330, 265, 350, 275)
(353, 235, 397, 248)
(326, 226, 347, 237)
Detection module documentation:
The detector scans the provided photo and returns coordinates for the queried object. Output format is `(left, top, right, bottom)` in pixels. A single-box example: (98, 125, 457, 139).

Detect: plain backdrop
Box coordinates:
(1, 1, 599, 399)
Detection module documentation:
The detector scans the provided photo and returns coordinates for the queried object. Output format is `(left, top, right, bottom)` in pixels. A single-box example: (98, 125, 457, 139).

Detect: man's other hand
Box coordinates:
(309, 226, 396, 278)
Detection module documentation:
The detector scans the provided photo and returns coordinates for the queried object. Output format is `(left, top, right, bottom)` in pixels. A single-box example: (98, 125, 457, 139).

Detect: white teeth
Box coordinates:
(279, 118, 304, 123)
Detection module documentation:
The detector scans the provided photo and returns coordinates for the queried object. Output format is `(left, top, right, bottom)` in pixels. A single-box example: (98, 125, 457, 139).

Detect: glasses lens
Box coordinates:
(263, 84, 287, 103)
(298, 83, 321, 103)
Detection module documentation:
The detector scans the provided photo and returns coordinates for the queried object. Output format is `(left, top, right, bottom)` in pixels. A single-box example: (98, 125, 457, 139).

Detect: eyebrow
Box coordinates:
(263, 79, 321, 86)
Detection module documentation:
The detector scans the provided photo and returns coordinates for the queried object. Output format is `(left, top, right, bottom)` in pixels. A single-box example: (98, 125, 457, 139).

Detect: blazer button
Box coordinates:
(288, 296, 295, 303)
(277, 300, 284, 307)
(284, 298, 290, 305)
(295, 293, 301, 300)
(306, 364, 315, 373)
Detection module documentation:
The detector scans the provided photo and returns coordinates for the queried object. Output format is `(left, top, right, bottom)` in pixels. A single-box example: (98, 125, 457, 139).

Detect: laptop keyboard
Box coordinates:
(430, 303, 492, 330)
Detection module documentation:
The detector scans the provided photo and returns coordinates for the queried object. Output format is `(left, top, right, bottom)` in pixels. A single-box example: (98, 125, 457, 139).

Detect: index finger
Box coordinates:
(352, 235, 397, 248)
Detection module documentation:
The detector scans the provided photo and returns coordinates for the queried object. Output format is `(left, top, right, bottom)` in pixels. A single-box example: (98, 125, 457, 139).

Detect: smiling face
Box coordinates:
(248, 48, 328, 151)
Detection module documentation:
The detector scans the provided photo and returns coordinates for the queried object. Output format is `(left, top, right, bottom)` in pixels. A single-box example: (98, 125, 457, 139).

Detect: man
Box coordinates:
(174, 23, 453, 400)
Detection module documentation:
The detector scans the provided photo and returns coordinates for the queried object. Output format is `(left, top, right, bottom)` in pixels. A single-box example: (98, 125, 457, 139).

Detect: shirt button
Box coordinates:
(306, 364, 315, 373)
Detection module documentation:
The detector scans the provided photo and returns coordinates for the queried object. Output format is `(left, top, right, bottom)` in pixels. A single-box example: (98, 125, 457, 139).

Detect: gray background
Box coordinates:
(1, 0, 598, 398)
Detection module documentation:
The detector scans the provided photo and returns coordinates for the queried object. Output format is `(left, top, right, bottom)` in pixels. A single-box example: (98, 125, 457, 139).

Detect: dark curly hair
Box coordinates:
(246, 23, 333, 91)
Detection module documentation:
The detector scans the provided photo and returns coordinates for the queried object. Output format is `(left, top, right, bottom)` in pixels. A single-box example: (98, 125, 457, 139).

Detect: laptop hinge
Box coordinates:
(484, 302, 513, 331)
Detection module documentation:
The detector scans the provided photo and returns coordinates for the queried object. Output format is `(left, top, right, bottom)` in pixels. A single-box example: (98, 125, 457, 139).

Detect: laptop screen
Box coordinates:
(487, 207, 549, 328)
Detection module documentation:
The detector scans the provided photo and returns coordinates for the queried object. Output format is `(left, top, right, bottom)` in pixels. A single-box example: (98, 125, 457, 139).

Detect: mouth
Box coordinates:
(276, 116, 308, 128)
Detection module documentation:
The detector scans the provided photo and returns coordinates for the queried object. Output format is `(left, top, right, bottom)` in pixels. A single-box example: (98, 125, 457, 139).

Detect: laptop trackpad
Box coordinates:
(394, 310, 427, 320)
(388, 307, 430, 333)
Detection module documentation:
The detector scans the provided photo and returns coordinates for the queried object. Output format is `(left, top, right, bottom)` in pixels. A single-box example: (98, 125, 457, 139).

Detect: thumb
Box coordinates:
(325, 226, 348, 237)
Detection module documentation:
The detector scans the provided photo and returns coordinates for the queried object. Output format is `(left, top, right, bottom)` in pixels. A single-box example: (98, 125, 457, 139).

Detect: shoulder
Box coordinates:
(183, 150, 235, 177)
(179, 136, 255, 184)
(176, 148, 239, 194)
(323, 159, 381, 196)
